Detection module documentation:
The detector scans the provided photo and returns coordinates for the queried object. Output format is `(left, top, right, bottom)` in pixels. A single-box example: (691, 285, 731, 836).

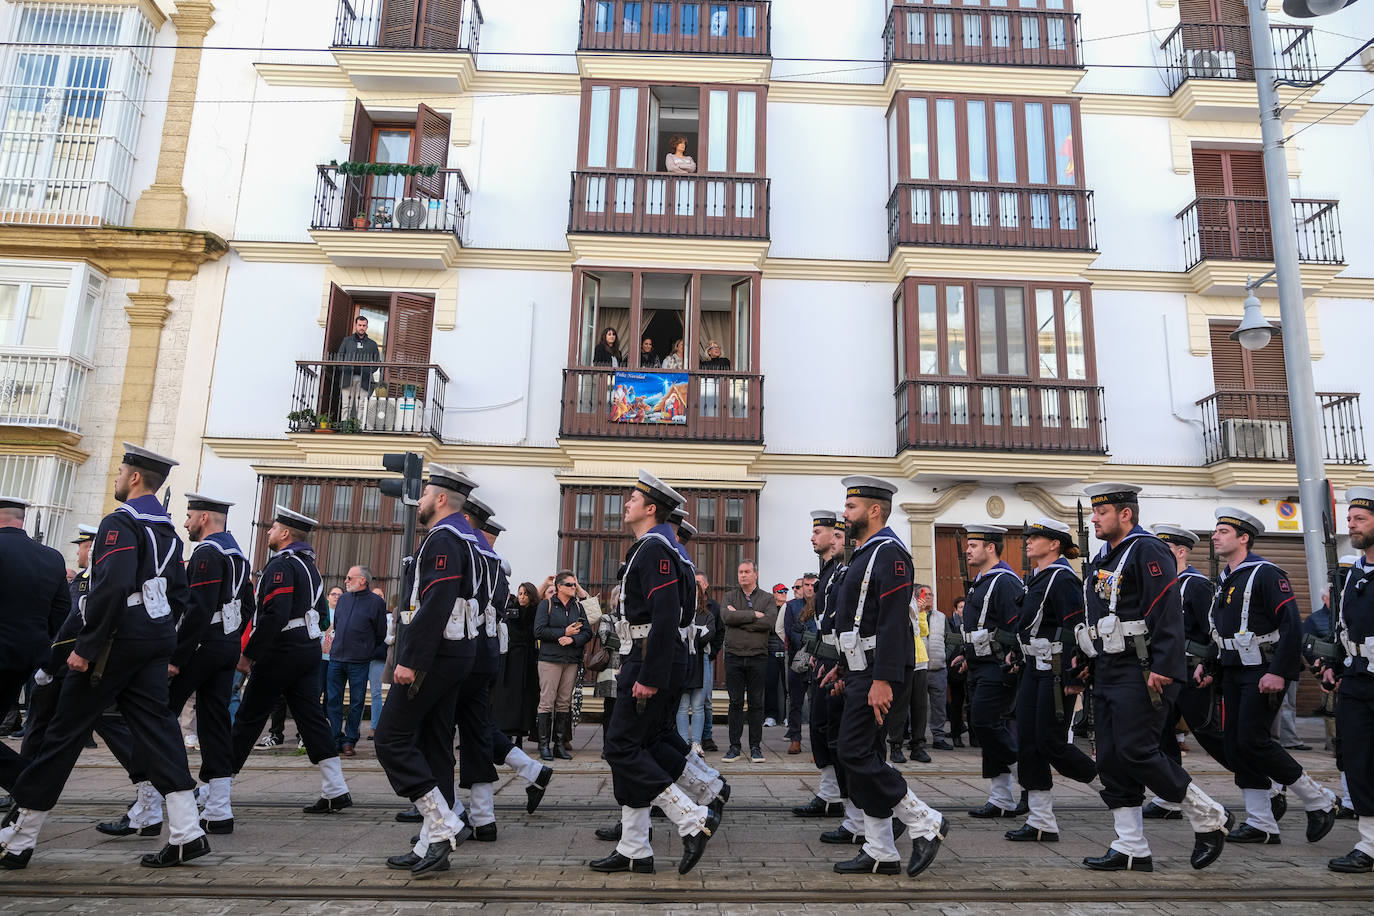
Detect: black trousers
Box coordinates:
(1093, 657, 1188, 808)
(1337, 675, 1374, 815)
(1015, 668, 1096, 791)
(231, 642, 339, 771)
(809, 667, 833, 769)
(376, 657, 471, 803)
(765, 651, 785, 722)
(946, 666, 967, 739)
(785, 664, 808, 740)
(1161, 678, 1229, 769)
(268, 696, 286, 741)
(490, 724, 515, 766)
(455, 660, 497, 790)
(0, 667, 35, 789)
(11, 638, 195, 811)
(836, 667, 909, 818)
(887, 668, 930, 749)
(605, 656, 678, 808)
(169, 641, 238, 781)
(649, 675, 690, 783)
(1221, 667, 1302, 790)
(725, 653, 766, 750)
(44, 695, 154, 788)
(968, 660, 1018, 778)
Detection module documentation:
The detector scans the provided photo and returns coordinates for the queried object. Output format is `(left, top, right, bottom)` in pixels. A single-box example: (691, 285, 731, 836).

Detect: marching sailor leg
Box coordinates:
(590, 805, 654, 873)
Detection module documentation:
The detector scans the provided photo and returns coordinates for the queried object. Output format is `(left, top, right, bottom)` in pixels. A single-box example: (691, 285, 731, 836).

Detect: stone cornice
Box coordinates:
(0, 226, 227, 279)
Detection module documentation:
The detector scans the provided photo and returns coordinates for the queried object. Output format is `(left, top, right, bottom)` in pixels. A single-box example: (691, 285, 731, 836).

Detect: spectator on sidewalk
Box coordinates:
(888, 583, 932, 764)
(720, 560, 776, 763)
(925, 587, 952, 750)
(782, 574, 818, 754)
(367, 586, 390, 739)
(698, 574, 725, 752)
(325, 566, 387, 757)
(764, 583, 789, 727)
(533, 571, 592, 761)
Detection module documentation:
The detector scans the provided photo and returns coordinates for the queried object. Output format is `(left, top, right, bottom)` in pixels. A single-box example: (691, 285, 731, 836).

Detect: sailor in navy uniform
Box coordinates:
(0, 497, 70, 803)
(952, 524, 1025, 818)
(829, 476, 947, 877)
(1329, 486, 1374, 872)
(1144, 524, 1228, 821)
(1208, 507, 1338, 845)
(1076, 483, 1228, 873)
(377, 464, 479, 876)
(589, 471, 719, 876)
(229, 506, 352, 818)
(792, 510, 848, 823)
(1007, 518, 1096, 843)
(1, 445, 208, 870)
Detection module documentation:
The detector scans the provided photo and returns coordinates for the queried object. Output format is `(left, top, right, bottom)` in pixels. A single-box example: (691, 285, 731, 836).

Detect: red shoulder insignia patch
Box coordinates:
(273, 571, 283, 584)
(1147, 561, 1163, 578)
(895, 560, 907, 577)
(660, 559, 671, 575)
(1279, 579, 1291, 593)
(198, 560, 208, 572)
(436, 555, 447, 570)
(105, 530, 119, 546)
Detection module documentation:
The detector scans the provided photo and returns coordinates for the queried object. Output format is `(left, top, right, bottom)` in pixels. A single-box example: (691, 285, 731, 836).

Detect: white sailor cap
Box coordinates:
(1152, 523, 1199, 548)
(635, 470, 684, 511)
(465, 495, 494, 525)
(71, 523, 99, 544)
(185, 492, 234, 514)
(669, 505, 689, 524)
(481, 518, 505, 538)
(1215, 506, 1264, 538)
(810, 509, 844, 531)
(1024, 517, 1074, 545)
(1348, 486, 1374, 513)
(841, 476, 898, 500)
(679, 520, 698, 543)
(426, 463, 477, 496)
(964, 523, 1007, 543)
(1084, 482, 1142, 507)
(1339, 554, 1359, 569)
(121, 442, 178, 477)
(0, 495, 30, 511)
(274, 505, 318, 533)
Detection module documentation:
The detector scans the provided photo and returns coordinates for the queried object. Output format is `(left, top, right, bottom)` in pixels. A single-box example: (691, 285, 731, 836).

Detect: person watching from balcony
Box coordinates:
(662, 339, 686, 370)
(665, 135, 696, 174)
(700, 340, 731, 370)
(333, 315, 381, 424)
(639, 337, 661, 369)
(593, 327, 624, 367)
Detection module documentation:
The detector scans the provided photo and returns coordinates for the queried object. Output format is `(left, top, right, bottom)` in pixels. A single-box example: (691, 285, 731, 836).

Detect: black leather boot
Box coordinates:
(537, 713, 554, 762)
(553, 713, 573, 760)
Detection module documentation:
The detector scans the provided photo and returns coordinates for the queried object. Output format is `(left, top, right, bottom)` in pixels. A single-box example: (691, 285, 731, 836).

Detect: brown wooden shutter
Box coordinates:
(1225, 150, 1266, 197)
(410, 104, 450, 199)
(379, 0, 419, 47)
(324, 284, 356, 359)
(418, 0, 464, 49)
(1210, 323, 1247, 390)
(1215, 0, 1248, 23)
(386, 293, 435, 395)
(1180, 0, 1247, 21)
(1192, 149, 1225, 195)
(1247, 333, 1288, 390)
(344, 101, 376, 221)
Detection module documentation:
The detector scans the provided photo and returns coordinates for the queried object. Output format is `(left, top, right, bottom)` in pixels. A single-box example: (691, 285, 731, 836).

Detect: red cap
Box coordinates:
(773, 583, 788, 593)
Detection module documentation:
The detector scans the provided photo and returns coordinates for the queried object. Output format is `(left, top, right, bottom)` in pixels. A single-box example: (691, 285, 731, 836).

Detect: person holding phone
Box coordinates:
(534, 572, 592, 761)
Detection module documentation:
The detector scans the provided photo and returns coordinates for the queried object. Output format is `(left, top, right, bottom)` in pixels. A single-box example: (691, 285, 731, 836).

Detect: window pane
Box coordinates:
(603, 493, 623, 529)
(887, 110, 898, 188)
(681, 3, 699, 35)
(710, 4, 728, 36)
(1021, 14, 1040, 48)
(331, 485, 353, 522)
(935, 99, 957, 181)
(1063, 289, 1086, 380)
(978, 287, 998, 376)
(0, 284, 19, 345)
(917, 284, 938, 375)
(300, 484, 321, 521)
(735, 91, 756, 173)
(1005, 287, 1027, 375)
(697, 497, 717, 533)
(21, 286, 64, 348)
(1035, 288, 1058, 379)
(595, 0, 613, 31)
(946, 285, 967, 377)
(894, 289, 906, 382)
(1052, 103, 1075, 186)
(587, 86, 610, 168)
(624, 2, 641, 33)
(739, 5, 756, 36)
(967, 100, 987, 183)
(933, 12, 953, 44)
(725, 498, 743, 534)
(1025, 103, 1046, 184)
(963, 13, 982, 46)
(572, 540, 592, 583)
(576, 493, 594, 529)
(72, 283, 99, 358)
(360, 487, 380, 523)
(616, 87, 638, 169)
(653, 2, 670, 33)
(994, 101, 1016, 183)
(907, 98, 929, 180)
(708, 90, 728, 172)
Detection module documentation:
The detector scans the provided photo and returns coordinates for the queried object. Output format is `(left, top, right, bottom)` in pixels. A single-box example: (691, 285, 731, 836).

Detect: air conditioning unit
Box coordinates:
(1186, 49, 1237, 80)
(395, 197, 427, 229)
(1219, 418, 1289, 460)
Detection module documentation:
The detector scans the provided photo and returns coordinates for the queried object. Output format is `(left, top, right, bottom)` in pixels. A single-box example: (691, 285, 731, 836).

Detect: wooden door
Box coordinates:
(934, 526, 1031, 621)
(1192, 148, 1269, 260)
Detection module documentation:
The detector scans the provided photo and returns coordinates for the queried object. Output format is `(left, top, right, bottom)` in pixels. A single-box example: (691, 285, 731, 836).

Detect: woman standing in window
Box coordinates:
(593, 327, 623, 366)
(662, 338, 686, 370)
(665, 135, 696, 173)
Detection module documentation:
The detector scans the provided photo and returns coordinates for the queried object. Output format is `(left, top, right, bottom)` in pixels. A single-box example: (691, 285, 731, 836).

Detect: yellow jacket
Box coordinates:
(913, 607, 929, 668)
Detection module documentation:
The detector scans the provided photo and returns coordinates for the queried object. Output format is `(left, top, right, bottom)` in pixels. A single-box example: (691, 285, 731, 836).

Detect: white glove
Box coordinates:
(34, 668, 53, 686)
(385, 614, 396, 646)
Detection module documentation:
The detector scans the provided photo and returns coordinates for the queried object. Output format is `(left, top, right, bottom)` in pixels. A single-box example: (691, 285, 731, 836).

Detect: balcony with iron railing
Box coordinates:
(1196, 390, 1364, 465)
(569, 171, 769, 239)
(561, 367, 763, 443)
(883, 4, 1082, 70)
(579, 0, 769, 55)
(896, 378, 1106, 454)
(0, 353, 90, 433)
(333, 0, 482, 51)
(1160, 22, 1317, 94)
(290, 360, 448, 439)
(311, 165, 470, 237)
(1176, 196, 1343, 270)
(887, 182, 1095, 253)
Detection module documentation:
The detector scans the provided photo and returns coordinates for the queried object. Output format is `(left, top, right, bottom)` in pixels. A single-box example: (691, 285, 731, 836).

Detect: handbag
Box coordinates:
(790, 645, 814, 674)
(583, 632, 611, 673)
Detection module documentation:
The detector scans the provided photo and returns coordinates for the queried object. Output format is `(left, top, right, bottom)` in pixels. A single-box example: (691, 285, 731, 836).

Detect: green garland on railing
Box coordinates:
(330, 160, 440, 178)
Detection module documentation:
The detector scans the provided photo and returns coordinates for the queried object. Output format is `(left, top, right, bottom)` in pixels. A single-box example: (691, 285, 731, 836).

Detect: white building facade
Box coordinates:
(125, 0, 1374, 626)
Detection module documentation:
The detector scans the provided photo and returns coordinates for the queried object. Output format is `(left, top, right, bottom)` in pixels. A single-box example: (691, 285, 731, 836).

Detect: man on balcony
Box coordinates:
(334, 315, 381, 424)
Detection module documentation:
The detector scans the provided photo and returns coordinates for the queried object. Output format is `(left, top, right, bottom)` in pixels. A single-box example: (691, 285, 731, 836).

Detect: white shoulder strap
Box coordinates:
(1026, 567, 1065, 636)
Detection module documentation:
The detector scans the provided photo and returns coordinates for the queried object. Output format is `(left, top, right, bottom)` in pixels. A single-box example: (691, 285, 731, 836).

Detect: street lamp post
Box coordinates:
(1245, 0, 1330, 615)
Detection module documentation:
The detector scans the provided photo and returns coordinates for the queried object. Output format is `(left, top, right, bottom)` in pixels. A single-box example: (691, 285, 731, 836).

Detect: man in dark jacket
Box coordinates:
(327, 566, 388, 757)
(334, 315, 382, 423)
(720, 560, 775, 763)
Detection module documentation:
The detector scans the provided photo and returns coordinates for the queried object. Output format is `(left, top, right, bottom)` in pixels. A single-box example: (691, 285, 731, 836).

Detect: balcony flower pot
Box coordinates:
(352, 215, 369, 230)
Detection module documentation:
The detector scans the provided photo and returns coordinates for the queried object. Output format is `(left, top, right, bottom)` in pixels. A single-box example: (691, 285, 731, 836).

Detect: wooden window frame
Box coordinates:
(576, 79, 768, 176)
(896, 0, 1073, 9)
(894, 276, 1096, 385)
(886, 91, 1084, 190)
(567, 266, 762, 371)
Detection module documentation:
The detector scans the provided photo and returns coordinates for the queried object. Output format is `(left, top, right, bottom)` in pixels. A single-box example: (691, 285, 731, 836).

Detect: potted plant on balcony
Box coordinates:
(317, 415, 333, 433)
(352, 212, 369, 230)
(287, 408, 318, 432)
(339, 417, 363, 435)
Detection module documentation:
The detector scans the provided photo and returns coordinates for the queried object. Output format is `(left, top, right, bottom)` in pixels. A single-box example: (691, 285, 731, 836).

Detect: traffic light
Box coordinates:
(380, 451, 423, 505)
(1283, 0, 1359, 16)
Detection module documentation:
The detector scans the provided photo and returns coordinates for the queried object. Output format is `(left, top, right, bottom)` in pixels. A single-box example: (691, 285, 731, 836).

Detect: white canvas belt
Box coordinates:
(127, 593, 143, 606)
(1342, 636, 1374, 658)
(1090, 619, 1147, 641)
(211, 611, 222, 624)
(821, 634, 838, 646)
(283, 617, 307, 631)
(1219, 631, 1279, 651)
(629, 624, 652, 640)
